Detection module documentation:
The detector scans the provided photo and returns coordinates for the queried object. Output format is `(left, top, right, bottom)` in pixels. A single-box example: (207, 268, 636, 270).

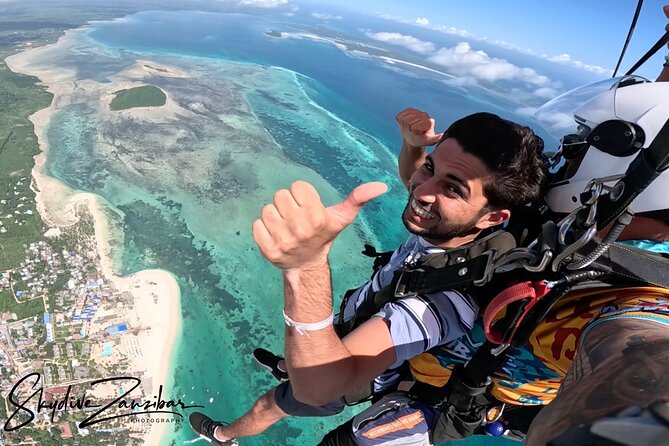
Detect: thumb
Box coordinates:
(327, 182, 388, 228)
(428, 118, 444, 145)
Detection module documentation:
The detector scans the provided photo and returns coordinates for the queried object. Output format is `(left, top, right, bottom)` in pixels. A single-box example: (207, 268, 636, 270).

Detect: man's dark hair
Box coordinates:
(444, 112, 548, 209)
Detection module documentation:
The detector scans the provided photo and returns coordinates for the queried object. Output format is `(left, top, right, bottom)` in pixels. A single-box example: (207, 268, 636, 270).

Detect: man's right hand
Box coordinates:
(395, 107, 443, 148)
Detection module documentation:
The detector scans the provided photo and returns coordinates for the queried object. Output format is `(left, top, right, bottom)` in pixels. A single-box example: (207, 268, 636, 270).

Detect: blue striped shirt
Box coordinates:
(337, 235, 479, 391)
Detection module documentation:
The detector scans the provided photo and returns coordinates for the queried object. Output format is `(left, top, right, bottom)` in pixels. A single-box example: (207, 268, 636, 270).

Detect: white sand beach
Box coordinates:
(6, 32, 185, 446)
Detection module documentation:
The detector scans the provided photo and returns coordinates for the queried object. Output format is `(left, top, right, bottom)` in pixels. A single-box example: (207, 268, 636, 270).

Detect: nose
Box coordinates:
(412, 177, 438, 204)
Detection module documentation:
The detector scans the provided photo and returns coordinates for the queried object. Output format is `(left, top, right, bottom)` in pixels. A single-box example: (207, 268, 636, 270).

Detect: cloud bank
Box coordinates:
(312, 12, 343, 20)
(365, 32, 436, 55)
(366, 31, 555, 95)
(238, 0, 287, 8)
(375, 12, 610, 77)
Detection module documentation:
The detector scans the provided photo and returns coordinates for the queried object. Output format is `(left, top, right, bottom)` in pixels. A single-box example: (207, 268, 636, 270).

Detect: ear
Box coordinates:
(475, 208, 511, 230)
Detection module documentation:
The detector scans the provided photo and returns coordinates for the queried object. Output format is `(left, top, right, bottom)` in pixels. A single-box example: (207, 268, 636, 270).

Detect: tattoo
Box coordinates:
(527, 318, 669, 446)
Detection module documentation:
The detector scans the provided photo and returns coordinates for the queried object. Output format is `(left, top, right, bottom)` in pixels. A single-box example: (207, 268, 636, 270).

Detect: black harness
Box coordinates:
(334, 230, 517, 339)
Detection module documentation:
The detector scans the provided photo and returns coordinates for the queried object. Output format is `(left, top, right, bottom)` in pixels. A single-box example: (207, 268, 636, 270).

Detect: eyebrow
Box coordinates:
(426, 155, 471, 196)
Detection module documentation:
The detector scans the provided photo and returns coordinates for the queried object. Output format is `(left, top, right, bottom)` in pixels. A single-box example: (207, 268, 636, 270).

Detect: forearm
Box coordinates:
(398, 139, 427, 189)
(282, 263, 358, 405)
(526, 318, 669, 446)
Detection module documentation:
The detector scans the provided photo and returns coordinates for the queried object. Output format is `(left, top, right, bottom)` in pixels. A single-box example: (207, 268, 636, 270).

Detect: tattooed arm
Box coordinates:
(526, 318, 669, 446)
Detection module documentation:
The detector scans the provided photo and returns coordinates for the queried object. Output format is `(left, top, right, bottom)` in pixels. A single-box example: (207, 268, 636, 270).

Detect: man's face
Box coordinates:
(402, 137, 500, 247)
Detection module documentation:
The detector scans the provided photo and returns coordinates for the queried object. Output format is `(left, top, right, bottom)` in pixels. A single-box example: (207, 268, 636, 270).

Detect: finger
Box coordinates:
(290, 180, 322, 208)
(410, 119, 432, 135)
(396, 108, 421, 126)
(327, 182, 388, 227)
(395, 107, 419, 122)
(664, 4, 669, 20)
(273, 188, 299, 218)
(252, 218, 276, 252)
(261, 204, 284, 236)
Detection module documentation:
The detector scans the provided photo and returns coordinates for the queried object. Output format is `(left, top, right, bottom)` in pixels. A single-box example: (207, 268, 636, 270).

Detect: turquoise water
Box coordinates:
(35, 8, 583, 445)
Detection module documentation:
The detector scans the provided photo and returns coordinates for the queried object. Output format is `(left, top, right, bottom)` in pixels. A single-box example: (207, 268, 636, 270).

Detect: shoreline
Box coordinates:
(6, 34, 183, 446)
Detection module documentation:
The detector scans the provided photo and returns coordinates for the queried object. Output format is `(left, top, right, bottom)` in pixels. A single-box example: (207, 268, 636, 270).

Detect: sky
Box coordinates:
(296, 0, 669, 81)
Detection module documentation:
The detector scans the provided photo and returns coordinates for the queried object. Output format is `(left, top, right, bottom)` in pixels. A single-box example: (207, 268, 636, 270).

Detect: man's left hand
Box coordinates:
(253, 181, 387, 270)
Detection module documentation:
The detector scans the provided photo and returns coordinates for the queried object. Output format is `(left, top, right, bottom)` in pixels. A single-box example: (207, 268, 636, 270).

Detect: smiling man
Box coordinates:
(188, 110, 547, 446)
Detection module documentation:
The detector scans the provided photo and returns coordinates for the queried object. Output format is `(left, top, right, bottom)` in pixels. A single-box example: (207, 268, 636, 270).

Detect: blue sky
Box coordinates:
(297, 0, 669, 80)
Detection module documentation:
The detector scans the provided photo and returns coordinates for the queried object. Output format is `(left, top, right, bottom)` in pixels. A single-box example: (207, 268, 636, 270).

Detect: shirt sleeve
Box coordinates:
(374, 290, 479, 369)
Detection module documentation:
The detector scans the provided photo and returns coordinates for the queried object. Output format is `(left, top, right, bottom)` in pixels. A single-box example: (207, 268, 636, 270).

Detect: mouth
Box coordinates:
(409, 198, 437, 221)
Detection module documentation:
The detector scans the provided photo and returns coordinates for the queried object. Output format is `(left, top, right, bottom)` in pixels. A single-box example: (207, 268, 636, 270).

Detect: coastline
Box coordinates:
(6, 34, 183, 446)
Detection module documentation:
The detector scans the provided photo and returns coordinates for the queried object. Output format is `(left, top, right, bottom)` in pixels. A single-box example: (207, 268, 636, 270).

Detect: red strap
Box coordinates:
(483, 281, 550, 344)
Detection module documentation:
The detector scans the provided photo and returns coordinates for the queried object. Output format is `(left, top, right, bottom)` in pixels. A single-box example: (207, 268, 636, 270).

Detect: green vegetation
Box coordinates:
(0, 0, 182, 271)
(109, 85, 167, 110)
(0, 289, 44, 320)
(0, 67, 51, 269)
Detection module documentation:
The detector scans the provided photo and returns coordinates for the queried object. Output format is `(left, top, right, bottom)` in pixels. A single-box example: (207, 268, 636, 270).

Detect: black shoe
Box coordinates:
(188, 412, 238, 446)
(253, 348, 289, 382)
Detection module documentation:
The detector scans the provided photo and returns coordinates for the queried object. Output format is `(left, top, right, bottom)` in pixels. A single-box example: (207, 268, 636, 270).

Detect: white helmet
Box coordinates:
(535, 75, 669, 214)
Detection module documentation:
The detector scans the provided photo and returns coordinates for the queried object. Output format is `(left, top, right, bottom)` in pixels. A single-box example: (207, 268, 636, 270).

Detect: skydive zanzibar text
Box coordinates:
(4, 372, 204, 431)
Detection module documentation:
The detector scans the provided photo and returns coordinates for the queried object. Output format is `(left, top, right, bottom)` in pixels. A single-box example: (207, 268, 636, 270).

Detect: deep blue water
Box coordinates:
(86, 10, 562, 149)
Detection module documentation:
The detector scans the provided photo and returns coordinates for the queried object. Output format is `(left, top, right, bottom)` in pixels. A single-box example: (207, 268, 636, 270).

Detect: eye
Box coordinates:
(422, 162, 434, 174)
(445, 184, 463, 197)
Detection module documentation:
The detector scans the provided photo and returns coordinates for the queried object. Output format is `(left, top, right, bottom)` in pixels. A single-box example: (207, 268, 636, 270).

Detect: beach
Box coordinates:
(6, 33, 183, 445)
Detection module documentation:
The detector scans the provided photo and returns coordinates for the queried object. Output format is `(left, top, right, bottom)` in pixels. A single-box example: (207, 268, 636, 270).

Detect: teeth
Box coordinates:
(411, 198, 436, 220)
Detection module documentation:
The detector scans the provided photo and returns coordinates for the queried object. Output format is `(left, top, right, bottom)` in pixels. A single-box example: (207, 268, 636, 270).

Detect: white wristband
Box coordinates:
(283, 310, 334, 336)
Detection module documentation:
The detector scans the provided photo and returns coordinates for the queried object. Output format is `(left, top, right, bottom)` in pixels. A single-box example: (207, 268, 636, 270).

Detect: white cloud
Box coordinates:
(545, 52, 611, 76)
(534, 110, 576, 133)
(312, 12, 343, 20)
(427, 42, 552, 88)
(533, 87, 560, 99)
(238, 0, 287, 8)
(374, 10, 608, 77)
(492, 40, 535, 55)
(375, 13, 412, 25)
(364, 34, 558, 97)
(547, 53, 571, 63)
(516, 106, 538, 116)
(434, 25, 474, 38)
(365, 32, 436, 55)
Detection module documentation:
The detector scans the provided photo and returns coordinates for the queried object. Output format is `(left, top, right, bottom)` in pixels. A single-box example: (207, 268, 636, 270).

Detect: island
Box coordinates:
(109, 85, 167, 111)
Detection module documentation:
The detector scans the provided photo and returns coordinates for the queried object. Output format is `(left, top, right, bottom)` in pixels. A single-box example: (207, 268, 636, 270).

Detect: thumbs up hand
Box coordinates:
(253, 181, 388, 270)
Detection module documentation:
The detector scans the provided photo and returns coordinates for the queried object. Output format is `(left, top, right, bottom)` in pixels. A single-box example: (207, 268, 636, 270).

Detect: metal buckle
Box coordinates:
(473, 250, 496, 286)
(552, 225, 597, 272)
(394, 269, 421, 298)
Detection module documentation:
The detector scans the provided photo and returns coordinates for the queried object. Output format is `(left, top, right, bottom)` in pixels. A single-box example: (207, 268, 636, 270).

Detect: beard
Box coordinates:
(401, 199, 486, 243)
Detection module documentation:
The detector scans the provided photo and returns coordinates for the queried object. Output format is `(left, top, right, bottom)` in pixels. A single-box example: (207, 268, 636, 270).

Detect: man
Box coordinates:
(188, 111, 548, 445)
(295, 14, 669, 445)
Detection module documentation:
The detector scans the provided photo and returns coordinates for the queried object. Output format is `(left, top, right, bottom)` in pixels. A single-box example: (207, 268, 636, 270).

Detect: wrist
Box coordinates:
(403, 139, 427, 151)
(283, 255, 329, 276)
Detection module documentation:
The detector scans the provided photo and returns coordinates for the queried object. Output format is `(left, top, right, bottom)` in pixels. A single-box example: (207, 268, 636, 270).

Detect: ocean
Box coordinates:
(38, 8, 585, 445)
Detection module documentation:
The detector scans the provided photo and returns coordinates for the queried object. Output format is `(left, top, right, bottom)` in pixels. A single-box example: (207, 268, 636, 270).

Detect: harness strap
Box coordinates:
(483, 281, 550, 345)
(603, 242, 669, 288)
(395, 254, 493, 298)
